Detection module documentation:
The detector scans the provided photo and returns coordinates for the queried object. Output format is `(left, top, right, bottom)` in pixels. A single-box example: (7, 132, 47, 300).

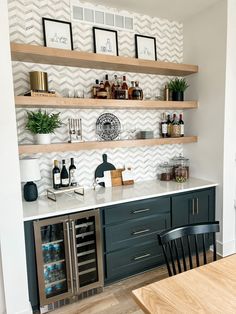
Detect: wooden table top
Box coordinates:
(132, 254, 236, 313)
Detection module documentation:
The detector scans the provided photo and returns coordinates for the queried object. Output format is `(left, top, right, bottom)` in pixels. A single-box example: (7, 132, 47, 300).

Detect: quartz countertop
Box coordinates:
(22, 178, 218, 221)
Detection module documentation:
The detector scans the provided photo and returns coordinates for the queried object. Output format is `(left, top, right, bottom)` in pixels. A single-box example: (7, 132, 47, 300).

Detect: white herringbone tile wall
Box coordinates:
(9, 0, 184, 195)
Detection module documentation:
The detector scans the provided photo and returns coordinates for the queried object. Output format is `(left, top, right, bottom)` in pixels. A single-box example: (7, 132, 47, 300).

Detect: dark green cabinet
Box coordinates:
(103, 187, 215, 284)
(102, 197, 171, 283)
(172, 188, 215, 227)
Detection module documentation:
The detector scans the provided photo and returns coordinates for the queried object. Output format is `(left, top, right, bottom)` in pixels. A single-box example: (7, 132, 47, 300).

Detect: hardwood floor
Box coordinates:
(53, 265, 168, 314)
(52, 251, 218, 314)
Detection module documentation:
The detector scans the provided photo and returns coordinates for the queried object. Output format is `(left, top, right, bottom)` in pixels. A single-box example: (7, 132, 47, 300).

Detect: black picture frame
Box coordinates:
(42, 17, 73, 50)
(93, 27, 119, 56)
(135, 34, 157, 61)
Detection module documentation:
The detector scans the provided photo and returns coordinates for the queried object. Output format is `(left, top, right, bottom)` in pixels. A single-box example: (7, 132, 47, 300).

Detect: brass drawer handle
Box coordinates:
(132, 229, 150, 235)
(132, 208, 150, 214)
(134, 253, 151, 261)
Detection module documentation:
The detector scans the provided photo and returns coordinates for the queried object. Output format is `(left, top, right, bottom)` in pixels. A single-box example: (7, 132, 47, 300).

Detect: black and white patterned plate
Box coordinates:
(96, 113, 121, 141)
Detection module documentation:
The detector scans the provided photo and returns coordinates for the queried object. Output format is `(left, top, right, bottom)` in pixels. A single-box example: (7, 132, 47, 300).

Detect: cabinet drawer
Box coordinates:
(103, 197, 170, 225)
(105, 213, 170, 252)
(106, 242, 163, 282)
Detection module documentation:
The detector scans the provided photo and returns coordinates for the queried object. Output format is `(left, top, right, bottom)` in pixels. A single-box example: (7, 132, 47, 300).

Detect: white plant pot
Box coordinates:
(35, 133, 51, 145)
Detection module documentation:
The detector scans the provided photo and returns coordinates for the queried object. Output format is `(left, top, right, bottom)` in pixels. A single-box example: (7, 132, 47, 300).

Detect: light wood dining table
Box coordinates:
(132, 254, 236, 313)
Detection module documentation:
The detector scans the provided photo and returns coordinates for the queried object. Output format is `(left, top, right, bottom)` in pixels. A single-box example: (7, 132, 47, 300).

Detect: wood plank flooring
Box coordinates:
(53, 265, 168, 314)
(52, 251, 217, 314)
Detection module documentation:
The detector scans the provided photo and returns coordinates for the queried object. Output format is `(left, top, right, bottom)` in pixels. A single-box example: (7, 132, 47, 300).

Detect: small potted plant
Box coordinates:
(26, 110, 63, 144)
(168, 78, 189, 101)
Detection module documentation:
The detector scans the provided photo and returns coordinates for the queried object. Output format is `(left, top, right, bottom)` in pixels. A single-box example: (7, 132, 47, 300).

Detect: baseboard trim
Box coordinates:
(216, 239, 235, 257)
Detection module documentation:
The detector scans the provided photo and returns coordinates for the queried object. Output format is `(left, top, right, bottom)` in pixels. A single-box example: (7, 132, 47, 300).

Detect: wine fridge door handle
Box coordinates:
(71, 220, 80, 294)
(66, 221, 74, 295)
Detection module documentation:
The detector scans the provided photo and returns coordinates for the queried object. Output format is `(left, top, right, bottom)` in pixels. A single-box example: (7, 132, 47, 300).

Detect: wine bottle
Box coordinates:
(61, 159, 69, 187)
(69, 158, 77, 186)
(166, 114, 172, 137)
(52, 160, 61, 189)
(161, 113, 168, 138)
(179, 113, 184, 137)
(171, 113, 181, 137)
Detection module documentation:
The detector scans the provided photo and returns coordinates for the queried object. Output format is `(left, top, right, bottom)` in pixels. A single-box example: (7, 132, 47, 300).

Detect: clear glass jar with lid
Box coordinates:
(170, 154, 190, 180)
(158, 162, 173, 181)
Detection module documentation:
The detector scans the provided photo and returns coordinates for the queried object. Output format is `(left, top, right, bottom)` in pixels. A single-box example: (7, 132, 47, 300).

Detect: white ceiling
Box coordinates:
(83, 0, 221, 22)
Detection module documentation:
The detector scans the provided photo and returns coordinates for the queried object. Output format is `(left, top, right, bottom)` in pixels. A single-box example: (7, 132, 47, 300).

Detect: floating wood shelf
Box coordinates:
(15, 96, 198, 110)
(19, 137, 198, 155)
(11, 43, 198, 76)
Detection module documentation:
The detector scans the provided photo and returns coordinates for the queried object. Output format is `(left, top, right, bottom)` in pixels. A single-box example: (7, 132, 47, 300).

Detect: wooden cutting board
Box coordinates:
(94, 154, 116, 187)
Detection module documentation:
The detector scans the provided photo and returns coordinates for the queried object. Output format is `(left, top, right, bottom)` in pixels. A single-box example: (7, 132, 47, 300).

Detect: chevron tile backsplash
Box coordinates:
(9, 0, 184, 195)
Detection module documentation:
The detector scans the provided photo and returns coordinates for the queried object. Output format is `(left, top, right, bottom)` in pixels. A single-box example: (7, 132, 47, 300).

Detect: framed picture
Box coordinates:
(93, 27, 118, 56)
(135, 34, 157, 61)
(42, 18, 73, 50)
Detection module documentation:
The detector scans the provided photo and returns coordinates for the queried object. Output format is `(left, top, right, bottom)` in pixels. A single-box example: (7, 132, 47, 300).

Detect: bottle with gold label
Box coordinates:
(92, 79, 100, 98)
(97, 81, 108, 99)
(171, 113, 181, 137)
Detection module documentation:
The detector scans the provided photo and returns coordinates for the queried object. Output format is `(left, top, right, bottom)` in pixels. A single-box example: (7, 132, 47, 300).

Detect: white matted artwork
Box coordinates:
(93, 27, 118, 56)
(135, 34, 157, 61)
(42, 18, 73, 50)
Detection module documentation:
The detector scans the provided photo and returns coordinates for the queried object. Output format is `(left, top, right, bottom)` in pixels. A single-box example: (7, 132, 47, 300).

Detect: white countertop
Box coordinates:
(22, 178, 218, 221)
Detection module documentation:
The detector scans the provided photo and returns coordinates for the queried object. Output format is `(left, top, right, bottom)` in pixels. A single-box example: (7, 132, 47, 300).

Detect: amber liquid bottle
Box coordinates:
(97, 81, 107, 99)
(132, 81, 143, 100)
(121, 75, 129, 100)
(104, 74, 111, 99)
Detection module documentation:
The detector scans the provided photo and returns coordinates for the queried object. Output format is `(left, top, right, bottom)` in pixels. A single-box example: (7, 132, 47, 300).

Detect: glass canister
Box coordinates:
(171, 154, 190, 180)
(158, 162, 173, 181)
(175, 166, 188, 183)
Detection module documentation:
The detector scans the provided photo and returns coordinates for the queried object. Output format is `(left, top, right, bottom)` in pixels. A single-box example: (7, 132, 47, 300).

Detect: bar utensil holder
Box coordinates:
(68, 118, 83, 143)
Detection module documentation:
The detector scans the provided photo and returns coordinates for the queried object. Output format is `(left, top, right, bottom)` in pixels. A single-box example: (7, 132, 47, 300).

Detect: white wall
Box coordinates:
(0, 247, 6, 314)
(0, 0, 32, 313)
(183, 0, 236, 256)
(222, 0, 236, 254)
(183, 0, 226, 252)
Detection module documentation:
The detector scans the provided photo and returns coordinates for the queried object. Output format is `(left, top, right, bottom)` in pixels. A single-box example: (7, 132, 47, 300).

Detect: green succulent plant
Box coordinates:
(168, 78, 189, 92)
(25, 110, 63, 134)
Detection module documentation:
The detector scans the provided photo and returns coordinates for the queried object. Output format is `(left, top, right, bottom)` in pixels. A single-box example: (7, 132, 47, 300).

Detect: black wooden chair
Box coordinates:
(157, 221, 220, 277)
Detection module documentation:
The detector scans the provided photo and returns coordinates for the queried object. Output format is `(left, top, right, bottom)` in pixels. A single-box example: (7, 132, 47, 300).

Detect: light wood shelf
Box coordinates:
(11, 43, 198, 76)
(15, 96, 198, 110)
(19, 136, 198, 155)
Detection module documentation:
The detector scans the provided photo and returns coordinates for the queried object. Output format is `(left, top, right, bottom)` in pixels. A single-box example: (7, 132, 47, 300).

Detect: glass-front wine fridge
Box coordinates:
(33, 209, 103, 313)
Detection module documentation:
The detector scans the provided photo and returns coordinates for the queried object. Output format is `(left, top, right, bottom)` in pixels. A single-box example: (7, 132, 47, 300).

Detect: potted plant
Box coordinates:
(168, 78, 189, 101)
(26, 110, 63, 144)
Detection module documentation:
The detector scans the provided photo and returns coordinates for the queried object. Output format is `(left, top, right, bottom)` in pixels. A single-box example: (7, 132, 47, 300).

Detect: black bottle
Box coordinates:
(69, 158, 77, 186)
(52, 160, 61, 189)
(61, 159, 69, 187)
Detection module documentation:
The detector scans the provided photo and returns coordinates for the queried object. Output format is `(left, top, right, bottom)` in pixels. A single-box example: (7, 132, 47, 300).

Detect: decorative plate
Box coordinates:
(96, 113, 121, 141)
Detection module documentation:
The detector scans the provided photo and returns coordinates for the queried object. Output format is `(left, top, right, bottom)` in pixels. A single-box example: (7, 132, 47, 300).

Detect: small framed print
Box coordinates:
(93, 27, 118, 56)
(135, 34, 157, 61)
(42, 18, 73, 50)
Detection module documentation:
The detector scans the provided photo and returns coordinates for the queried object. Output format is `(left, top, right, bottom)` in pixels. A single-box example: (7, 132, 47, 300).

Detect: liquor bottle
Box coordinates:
(97, 81, 107, 99)
(179, 113, 184, 137)
(171, 114, 181, 138)
(128, 81, 135, 99)
(166, 114, 172, 137)
(132, 81, 143, 100)
(161, 113, 168, 138)
(111, 75, 118, 99)
(121, 75, 129, 100)
(92, 79, 100, 98)
(52, 160, 61, 189)
(104, 74, 111, 99)
(69, 158, 77, 186)
(61, 159, 69, 187)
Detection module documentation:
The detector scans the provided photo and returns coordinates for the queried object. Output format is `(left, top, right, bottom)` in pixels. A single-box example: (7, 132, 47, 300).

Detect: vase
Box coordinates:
(172, 91, 184, 101)
(35, 133, 51, 144)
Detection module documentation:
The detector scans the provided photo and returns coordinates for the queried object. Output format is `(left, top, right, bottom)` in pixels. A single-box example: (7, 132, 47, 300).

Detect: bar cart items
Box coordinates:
(68, 118, 83, 143)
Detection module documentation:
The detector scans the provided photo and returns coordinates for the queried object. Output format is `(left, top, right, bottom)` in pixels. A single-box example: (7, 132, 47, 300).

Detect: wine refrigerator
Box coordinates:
(33, 209, 103, 313)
